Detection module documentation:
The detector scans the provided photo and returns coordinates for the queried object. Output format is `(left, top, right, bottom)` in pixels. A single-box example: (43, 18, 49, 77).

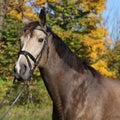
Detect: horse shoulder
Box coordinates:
(100, 78, 120, 120)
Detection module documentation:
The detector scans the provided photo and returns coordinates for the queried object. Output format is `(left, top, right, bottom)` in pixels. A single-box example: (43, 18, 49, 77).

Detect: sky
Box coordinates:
(102, 0, 120, 42)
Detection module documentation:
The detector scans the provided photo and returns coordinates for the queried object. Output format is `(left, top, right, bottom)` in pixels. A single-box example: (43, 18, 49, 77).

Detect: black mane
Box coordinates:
(24, 21, 39, 33)
(51, 32, 101, 77)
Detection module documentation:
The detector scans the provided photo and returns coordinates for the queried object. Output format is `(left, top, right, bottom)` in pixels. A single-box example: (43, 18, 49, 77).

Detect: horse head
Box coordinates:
(14, 9, 49, 81)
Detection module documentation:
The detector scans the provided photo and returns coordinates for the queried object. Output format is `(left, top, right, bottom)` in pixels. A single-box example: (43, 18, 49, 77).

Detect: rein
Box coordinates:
(0, 28, 48, 120)
(0, 78, 29, 120)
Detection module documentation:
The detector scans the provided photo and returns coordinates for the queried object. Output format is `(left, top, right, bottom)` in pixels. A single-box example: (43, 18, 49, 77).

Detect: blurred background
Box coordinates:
(0, 0, 120, 119)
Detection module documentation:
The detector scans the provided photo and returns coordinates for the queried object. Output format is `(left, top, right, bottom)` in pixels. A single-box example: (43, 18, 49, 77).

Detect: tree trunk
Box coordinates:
(0, 0, 6, 40)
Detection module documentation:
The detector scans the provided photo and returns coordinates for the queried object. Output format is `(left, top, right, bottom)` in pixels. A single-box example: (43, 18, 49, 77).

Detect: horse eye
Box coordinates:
(38, 38, 44, 42)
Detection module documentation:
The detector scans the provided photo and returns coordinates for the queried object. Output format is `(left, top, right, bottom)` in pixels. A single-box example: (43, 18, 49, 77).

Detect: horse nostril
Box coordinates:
(14, 65, 17, 73)
(20, 64, 27, 75)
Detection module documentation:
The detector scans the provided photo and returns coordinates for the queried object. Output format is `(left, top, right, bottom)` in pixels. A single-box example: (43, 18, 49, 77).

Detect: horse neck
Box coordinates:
(40, 32, 84, 82)
(39, 32, 85, 112)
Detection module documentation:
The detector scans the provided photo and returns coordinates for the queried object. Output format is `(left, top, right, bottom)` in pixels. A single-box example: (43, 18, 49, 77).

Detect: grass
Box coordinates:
(0, 105, 52, 120)
(0, 78, 52, 120)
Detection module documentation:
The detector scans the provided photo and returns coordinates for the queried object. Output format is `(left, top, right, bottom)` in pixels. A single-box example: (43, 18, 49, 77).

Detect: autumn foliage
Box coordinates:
(0, 0, 119, 84)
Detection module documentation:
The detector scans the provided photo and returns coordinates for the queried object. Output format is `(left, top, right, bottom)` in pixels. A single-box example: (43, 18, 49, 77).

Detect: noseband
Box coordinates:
(19, 28, 48, 73)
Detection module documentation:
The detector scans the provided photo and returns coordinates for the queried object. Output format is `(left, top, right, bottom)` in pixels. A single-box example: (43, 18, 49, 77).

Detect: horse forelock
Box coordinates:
(24, 21, 40, 35)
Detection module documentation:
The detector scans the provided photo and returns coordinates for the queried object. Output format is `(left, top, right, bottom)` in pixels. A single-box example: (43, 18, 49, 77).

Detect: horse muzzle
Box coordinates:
(14, 63, 31, 81)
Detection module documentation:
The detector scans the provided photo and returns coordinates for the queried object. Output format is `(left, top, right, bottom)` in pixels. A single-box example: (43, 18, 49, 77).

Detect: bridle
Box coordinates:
(18, 27, 48, 74)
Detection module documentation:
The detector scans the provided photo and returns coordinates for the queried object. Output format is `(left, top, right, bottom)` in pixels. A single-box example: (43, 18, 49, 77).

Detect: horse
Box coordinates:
(14, 9, 120, 120)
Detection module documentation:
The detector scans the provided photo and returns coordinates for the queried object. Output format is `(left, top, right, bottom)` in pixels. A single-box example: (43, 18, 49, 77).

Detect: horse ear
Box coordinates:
(22, 12, 31, 25)
(39, 9, 46, 27)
